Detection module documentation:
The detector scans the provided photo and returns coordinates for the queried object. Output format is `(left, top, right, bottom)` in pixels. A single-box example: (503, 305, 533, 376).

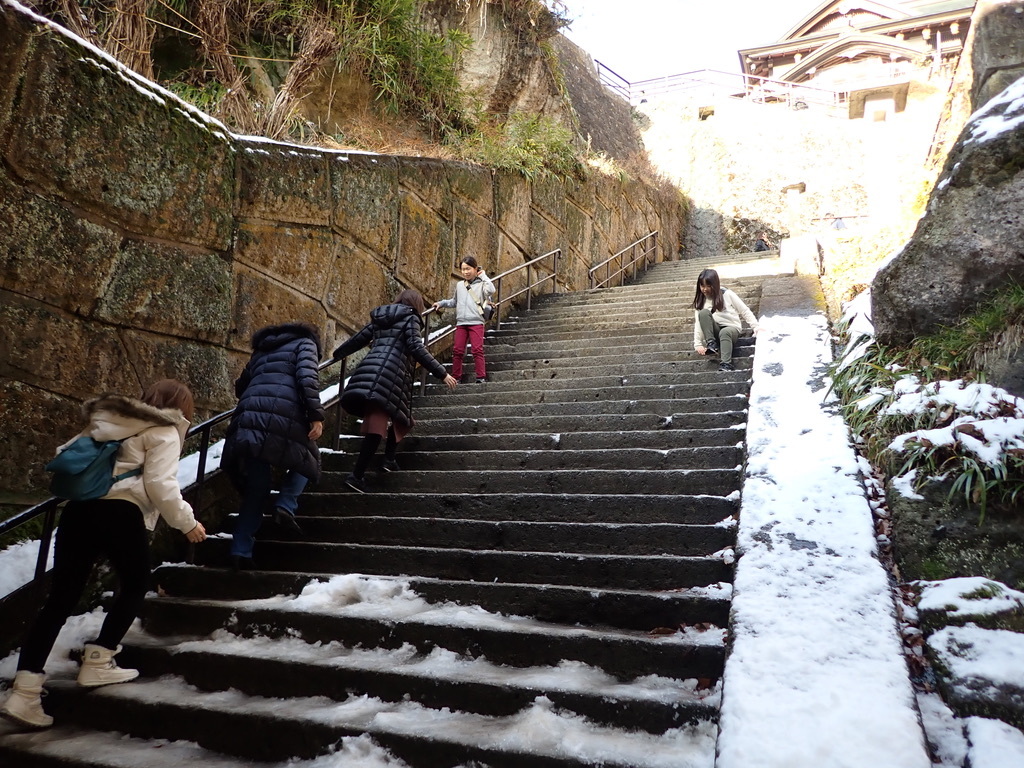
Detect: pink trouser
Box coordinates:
(452, 324, 486, 380)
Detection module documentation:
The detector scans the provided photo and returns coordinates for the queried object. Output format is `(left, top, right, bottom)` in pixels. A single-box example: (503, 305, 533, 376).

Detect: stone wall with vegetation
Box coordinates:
(0, 4, 684, 499)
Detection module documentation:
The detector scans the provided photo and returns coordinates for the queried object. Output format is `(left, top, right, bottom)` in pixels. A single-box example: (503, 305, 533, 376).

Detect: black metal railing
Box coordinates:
(589, 232, 658, 290)
(0, 248, 563, 604)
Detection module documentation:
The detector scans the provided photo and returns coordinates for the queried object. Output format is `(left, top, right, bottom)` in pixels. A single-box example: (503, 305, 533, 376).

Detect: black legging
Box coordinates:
(18, 499, 150, 673)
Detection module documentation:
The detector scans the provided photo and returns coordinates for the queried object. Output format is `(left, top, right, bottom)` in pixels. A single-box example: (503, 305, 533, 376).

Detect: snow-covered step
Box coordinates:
(117, 632, 722, 733)
(141, 590, 728, 680)
(35, 677, 718, 767)
(151, 569, 734, 631)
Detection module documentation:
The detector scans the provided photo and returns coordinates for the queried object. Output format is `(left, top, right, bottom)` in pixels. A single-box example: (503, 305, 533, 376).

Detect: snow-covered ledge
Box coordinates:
(716, 277, 930, 768)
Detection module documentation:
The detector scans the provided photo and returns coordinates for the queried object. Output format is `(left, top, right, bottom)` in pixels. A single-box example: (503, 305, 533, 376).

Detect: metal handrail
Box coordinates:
(589, 232, 658, 290)
(417, 249, 561, 389)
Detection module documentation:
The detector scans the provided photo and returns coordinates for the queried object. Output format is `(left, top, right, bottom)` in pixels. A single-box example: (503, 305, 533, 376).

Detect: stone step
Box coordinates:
(0, 726, 262, 768)
(318, 467, 741, 496)
(528, 277, 762, 304)
(115, 639, 719, 735)
(296, 492, 738, 524)
(142, 597, 728, 680)
(485, 324, 745, 345)
(33, 677, 717, 767)
(413, 379, 747, 405)
(232, 515, 735, 556)
(426, 357, 751, 384)
(412, 394, 748, 422)
(193, 538, 733, 591)
(484, 347, 752, 370)
(361, 426, 744, 453)
(322, 445, 744, 472)
(481, 334, 755, 359)
(519, 289, 760, 315)
(491, 306, 759, 334)
(152, 567, 733, 630)
(411, 409, 746, 435)
(415, 369, 747, 394)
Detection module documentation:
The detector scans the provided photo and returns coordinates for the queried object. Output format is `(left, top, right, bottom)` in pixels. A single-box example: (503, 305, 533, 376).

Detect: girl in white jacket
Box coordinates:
(1, 380, 206, 729)
(693, 268, 760, 372)
(432, 256, 496, 383)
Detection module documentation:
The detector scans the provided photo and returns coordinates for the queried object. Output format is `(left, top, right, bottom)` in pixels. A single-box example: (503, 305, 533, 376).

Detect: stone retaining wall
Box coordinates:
(0, 3, 684, 497)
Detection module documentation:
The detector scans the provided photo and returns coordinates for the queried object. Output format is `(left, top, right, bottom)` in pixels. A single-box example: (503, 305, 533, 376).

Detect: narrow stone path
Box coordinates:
(0, 254, 781, 768)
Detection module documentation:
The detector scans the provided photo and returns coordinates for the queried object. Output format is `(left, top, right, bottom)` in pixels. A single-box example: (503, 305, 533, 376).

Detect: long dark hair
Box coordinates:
(143, 379, 195, 422)
(460, 255, 479, 269)
(394, 288, 426, 316)
(693, 269, 725, 312)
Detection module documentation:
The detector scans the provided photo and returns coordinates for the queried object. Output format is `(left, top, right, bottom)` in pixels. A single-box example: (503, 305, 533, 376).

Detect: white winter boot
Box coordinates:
(0, 670, 54, 728)
(77, 644, 139, 687)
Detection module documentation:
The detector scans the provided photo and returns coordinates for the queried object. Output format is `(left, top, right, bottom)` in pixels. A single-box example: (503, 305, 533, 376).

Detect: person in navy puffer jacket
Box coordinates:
(222, 322, 325, 569)
(333, 289, 457, 493)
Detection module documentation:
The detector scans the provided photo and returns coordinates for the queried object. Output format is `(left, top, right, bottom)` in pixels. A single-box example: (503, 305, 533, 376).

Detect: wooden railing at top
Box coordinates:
(0, 247, 565, 604)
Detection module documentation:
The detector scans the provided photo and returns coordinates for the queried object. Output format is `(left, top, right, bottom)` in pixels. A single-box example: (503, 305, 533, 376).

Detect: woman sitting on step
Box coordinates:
(692, 268, 761, 372)
(0, 380, 207, 730)
(333, 289, 458, 493)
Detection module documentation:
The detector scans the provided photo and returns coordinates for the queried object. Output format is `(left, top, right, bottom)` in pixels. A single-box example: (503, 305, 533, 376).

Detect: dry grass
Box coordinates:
(102, 0, 155, 79)
(262, 16, 341, 139)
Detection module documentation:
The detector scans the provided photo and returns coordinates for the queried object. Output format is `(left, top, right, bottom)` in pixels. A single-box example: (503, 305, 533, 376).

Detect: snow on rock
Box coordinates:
(928, 623, 1024, 695)
(917, 577, 1024, 621)
(964, 716, 1024, 768)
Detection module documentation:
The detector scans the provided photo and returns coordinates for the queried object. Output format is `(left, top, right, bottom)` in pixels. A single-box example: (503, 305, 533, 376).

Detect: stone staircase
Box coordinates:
(0, 254, 776, 768)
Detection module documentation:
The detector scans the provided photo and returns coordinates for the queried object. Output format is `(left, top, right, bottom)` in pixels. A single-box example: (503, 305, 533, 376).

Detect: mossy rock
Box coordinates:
(888, 478, 1024, 591)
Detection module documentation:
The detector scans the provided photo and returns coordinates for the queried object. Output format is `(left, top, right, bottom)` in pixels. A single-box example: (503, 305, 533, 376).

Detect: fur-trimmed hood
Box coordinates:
(80, 394, 188, 445)
(251, 322, 323, 357)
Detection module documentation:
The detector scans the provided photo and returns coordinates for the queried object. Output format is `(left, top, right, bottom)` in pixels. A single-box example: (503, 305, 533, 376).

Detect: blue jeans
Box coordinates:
(231, 459, 308, 558)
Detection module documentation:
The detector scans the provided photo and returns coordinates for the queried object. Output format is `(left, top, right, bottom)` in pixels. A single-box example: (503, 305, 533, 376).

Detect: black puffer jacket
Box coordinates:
(223, 322, 326, 483)
(334, 304, 447, 426)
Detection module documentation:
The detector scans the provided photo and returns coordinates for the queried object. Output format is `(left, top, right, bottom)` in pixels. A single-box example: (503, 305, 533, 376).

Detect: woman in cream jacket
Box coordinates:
(1, 380, 206, 730)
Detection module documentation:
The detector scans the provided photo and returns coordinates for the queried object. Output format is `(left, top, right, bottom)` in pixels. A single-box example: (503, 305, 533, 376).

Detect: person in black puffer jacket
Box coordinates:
(222, 322, 326, 567)
(333, 289, 457, 493)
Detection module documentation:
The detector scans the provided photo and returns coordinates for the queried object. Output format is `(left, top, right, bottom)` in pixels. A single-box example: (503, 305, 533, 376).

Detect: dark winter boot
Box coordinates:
(382, 427, 399, 472)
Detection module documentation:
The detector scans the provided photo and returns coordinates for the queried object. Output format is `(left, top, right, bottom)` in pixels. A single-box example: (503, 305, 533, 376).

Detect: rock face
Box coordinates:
(872, 0, 1024, 350)
(553, 35, 644, 162)
(872, 73, 1024, 347)
(0, 4, 684, 497)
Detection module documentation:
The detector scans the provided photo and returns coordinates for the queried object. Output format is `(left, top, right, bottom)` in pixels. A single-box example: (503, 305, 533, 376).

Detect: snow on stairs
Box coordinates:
(0, 256, 774, 768)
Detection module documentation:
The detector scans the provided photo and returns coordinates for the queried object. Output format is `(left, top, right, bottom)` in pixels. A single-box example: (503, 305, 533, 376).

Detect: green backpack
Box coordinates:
(45, 436, 142, 501)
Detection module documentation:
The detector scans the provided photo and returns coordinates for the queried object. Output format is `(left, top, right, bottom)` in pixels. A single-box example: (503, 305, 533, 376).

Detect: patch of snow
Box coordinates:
(928, 623, 1024, 692)
(965, 717, 1024, 768)
(0, 538, 55, 598)
(917, 577, 1024, 619)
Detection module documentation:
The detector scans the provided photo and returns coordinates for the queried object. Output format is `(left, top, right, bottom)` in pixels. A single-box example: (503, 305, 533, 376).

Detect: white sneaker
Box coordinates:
(77, 644, 139, 687)
(0, 671, 53, 728)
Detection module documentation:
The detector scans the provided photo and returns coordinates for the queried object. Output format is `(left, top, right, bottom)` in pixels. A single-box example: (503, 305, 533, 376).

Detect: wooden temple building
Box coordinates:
(737, 1, 976, 118)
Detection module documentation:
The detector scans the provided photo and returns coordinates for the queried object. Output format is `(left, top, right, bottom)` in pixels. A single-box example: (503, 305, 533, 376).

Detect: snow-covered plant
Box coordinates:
(829, 294, 1024, 523)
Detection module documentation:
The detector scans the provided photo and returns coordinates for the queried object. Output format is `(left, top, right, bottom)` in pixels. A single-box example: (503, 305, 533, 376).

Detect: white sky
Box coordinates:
(560, 0, 823, 80)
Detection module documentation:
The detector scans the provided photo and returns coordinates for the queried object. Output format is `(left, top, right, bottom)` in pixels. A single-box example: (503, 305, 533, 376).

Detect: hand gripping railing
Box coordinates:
(589, 232, 658, 290)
